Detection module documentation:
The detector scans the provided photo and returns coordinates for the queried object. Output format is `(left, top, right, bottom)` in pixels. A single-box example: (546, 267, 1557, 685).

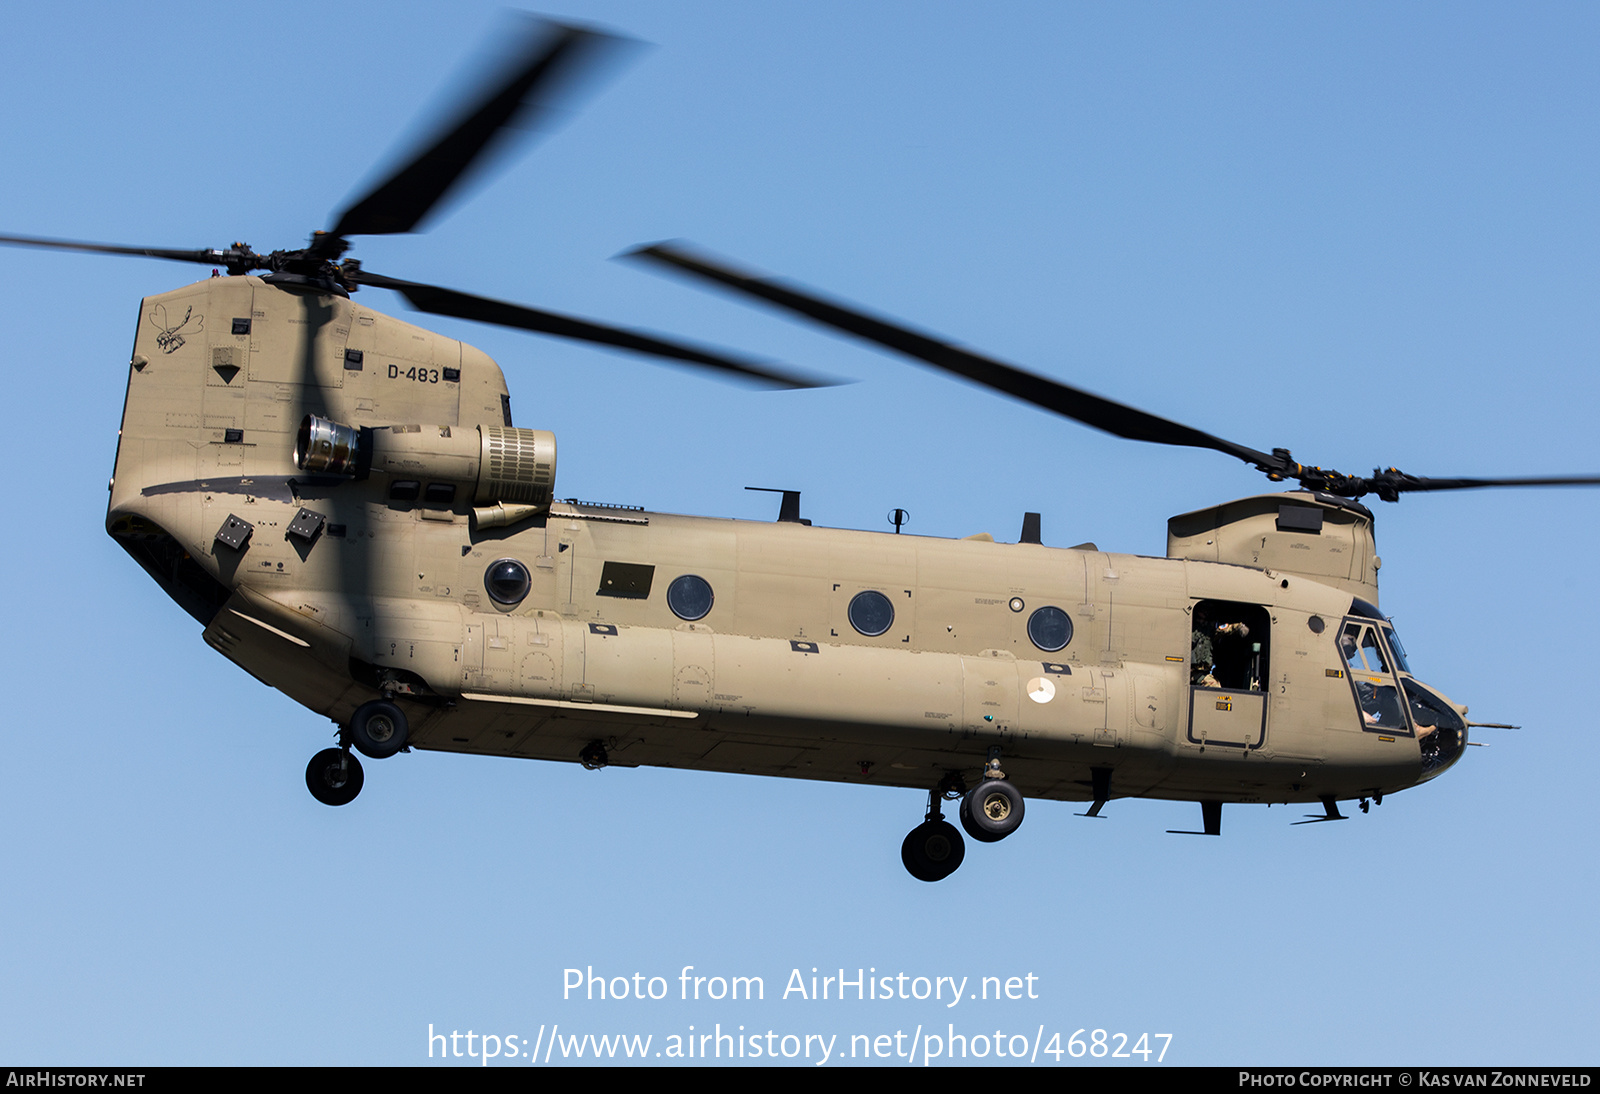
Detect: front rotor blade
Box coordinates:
(329, 19, 629, 239)
(1368, 472, 1600, 496)
(0, 233, 248, 269)
(627, 242, 1280, 468)
(351, 270, 827, 389)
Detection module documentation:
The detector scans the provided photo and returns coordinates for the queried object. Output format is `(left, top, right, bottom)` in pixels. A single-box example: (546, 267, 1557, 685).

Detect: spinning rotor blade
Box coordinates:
(351, 269, 827, 389)
(0, 233, 256, 271)
(329, 19, 628, 240)
(629, 242, 1600, 502)
(627, 242, 1278, 467)
(1353, 471, 1600, 498)
(1402, 475, 1600, 490)
(1, 25, 824, 392)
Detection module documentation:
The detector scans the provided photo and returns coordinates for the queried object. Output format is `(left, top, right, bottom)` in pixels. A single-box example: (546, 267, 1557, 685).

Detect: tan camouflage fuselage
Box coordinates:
(108, 276, 1465, 807)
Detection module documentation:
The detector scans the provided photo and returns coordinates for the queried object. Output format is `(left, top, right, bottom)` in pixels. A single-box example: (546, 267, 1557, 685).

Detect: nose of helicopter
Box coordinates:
(1404, 677, 1468, 782)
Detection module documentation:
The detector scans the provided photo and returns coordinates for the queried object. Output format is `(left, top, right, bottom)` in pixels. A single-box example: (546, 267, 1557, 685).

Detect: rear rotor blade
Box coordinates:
(627, 241, 1279, 468)
(351, 269, 828, 389)
(329, 19, 629, 239)
(0, 233, 255, 270)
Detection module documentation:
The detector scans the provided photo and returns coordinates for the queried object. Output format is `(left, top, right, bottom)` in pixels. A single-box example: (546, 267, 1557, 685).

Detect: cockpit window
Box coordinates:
(1340, 622, 1389, 673)
(1345, 597, 1414, 675)
(1359, 628, 1389, 673)
(1381, 625, 1412, 675)
(1339, 621, 1408, 732)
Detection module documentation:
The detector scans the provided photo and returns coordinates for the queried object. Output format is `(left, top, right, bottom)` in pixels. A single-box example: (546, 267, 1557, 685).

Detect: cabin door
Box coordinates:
(1185, 598, 1271, 750)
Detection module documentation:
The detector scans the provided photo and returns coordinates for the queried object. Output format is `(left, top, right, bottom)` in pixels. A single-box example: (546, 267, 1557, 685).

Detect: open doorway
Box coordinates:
(1191, 600, 1271, 691)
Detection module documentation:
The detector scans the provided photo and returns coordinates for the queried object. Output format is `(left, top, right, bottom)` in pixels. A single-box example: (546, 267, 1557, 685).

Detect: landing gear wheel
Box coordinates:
(305, 748, 364, 806)
(960, 779, 1025, 843)
(349, 699, 408, 759)
(901, 820, 965, 882)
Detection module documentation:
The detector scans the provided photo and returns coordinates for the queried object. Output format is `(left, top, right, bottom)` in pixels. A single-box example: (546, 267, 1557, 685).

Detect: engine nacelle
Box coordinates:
(296, 415, 557, 510)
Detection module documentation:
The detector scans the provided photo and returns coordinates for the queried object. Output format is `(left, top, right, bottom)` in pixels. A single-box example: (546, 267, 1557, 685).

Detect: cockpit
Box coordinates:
(1338, 598, 1467, 778)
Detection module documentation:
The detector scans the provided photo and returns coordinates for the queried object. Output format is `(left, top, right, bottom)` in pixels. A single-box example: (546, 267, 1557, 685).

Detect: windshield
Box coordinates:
(1380, 624, 1412, 675)
(1348, 598, 1413, 675)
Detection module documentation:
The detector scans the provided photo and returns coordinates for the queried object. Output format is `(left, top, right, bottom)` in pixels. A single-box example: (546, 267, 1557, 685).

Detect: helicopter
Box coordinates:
(5, 17, 1595, 884)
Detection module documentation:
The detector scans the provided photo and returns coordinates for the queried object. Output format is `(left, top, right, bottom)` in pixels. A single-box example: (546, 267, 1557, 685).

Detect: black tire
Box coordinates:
(901, 819, 966, 882)
(960, 779, 1025, 843)
(349, 699, 409, 760)
(306, 747, 364, 806)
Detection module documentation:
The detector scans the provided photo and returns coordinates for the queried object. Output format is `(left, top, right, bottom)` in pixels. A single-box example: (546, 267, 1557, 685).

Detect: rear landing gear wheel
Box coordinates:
(306, 748, 364, 806)
(901, 820, 965, 882)
(960, 778, 1025, 843)
(349, 699, 408, 760)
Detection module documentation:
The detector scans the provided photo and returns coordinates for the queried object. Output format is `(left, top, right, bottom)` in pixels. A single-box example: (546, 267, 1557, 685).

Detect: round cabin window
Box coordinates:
(848, 590, 895, 637)
(667, 574, 715, 621)
(1027, 606, 1073, 652)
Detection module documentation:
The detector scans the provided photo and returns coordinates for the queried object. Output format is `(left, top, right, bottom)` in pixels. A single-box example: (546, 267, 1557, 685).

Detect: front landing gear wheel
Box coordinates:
(960, 779, 1025, 843)
(306, 748, 364, 806)
(349, 699, 409, 760)
(901, 820, 965, 882)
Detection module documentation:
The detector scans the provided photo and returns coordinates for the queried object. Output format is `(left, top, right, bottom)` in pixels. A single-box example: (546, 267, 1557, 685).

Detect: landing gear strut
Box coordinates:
(306, 696, 409, 805)
(902, 776, 966, 883)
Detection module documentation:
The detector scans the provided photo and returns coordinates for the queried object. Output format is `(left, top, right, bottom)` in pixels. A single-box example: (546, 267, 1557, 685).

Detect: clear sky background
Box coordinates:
(0, 1, 1596, 1067)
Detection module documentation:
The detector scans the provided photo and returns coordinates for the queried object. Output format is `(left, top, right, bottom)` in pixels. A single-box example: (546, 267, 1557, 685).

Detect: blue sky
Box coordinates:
(0, 1, 1596, 1066)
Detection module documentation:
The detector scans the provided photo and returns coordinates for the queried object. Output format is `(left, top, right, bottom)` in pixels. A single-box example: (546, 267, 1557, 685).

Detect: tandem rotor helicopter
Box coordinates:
(6, 18, 1596, 882)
